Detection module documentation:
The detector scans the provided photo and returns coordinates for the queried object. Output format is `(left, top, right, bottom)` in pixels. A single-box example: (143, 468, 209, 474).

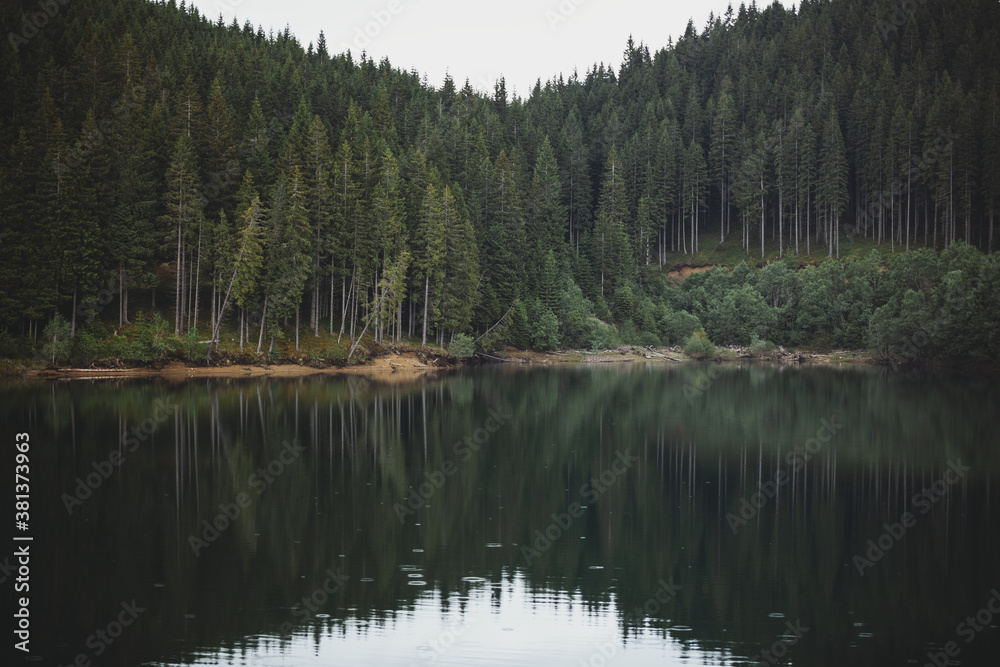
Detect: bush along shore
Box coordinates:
(4, 241, 999, 378)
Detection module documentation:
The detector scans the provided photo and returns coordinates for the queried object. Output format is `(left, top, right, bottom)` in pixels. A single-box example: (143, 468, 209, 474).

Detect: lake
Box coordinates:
(5, 362, 1000, 666)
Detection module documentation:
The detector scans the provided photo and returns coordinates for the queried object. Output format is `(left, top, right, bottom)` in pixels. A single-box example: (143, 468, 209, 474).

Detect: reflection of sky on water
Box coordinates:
(168, 571, 726, 667)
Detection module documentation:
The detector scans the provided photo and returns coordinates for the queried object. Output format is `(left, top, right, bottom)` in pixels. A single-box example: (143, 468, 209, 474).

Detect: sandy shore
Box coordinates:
(13, 345, 872, 381)
(22, 351, 444, 381)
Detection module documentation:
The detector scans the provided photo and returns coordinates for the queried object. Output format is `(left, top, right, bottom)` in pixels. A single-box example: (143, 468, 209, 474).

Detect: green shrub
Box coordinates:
(684, 330, 717, 360)
(531, 310, 561, 351)
(126, 311, 178, 361)
(660, 309, 702, 346)
(619, 319, 637, 345)
(587, 317, 620, 351)
(637, 331, 662, 347)
(42, 314, 73, 364)
(612, 284, 636, 322)
(507, 298, 530, 349)
(449, 333, 476, 358)
(749, 333, 777, 357)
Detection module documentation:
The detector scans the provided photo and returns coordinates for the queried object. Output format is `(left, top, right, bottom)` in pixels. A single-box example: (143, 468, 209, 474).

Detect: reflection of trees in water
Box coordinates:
(6, 365, 999, 665)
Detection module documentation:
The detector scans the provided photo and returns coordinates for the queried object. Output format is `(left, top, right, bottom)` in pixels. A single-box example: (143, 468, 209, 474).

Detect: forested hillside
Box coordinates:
(1, 0, 999, 364)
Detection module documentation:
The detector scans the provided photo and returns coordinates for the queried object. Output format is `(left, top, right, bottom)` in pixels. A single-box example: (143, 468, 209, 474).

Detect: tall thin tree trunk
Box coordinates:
(193, 221, 202, 333)
(422, 274, 429, 347)
(175, 221, 183, 334)
(760, 176, 765, 259)
(119, 265, 124, 328)
(256, 300, 267, 355)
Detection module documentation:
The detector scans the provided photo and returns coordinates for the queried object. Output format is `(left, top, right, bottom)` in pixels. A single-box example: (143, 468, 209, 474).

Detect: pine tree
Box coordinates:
(109, 81, 157, 326)
(305, 115, 333, 336)
(415, 182, 447, 346)
(710, 80, 736, 242)
(654, 117, 679, 262)
(265, 167, 313, 351)
(819, 107, 848, 257)
(682, 139, 708, 254)
(203, 76, 238, 219)
(331, 140, 359, 340)
(528, 137, 566, 289)
(590, 145, 633, 296)
(164, 132, 203, 333)
(244, 97, 273, 188)
(479, 150, 525, 327)
(172, 75, 203, 140)
(440, 185, 480, 337)
(560, 106, 591, 252)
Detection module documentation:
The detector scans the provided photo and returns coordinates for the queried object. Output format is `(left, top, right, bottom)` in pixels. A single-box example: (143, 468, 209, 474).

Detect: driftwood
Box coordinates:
(644, 347, 682, 361)
(474, 352, 519, 363)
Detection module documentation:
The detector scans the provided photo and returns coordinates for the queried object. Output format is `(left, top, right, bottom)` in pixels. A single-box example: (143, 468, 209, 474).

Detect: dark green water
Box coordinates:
(3, 363, 999, 666)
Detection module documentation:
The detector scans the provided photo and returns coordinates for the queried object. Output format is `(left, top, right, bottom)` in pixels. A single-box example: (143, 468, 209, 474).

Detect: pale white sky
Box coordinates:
(187, 0, 777, 96)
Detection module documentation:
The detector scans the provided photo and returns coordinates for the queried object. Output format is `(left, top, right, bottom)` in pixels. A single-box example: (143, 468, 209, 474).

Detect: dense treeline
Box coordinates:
(1, 0, 999, 362)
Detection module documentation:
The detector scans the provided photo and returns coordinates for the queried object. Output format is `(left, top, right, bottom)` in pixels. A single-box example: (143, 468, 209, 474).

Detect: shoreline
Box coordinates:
(4, 346, 879, 381)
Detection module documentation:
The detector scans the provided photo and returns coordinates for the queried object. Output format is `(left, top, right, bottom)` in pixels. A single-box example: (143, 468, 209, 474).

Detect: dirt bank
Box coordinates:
(12, 345, 871, 381)
(21, 350, 445, 381)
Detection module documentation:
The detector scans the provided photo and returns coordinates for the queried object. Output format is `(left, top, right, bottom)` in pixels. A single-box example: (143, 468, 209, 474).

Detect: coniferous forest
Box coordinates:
(2, 0, 1000, 366)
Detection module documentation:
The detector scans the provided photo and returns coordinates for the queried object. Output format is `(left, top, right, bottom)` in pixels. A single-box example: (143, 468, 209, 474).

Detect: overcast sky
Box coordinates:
(186, 0, 781, 97)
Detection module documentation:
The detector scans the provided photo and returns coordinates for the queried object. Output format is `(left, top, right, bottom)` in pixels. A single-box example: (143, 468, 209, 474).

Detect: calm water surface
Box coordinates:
(4, 363, 999, 666)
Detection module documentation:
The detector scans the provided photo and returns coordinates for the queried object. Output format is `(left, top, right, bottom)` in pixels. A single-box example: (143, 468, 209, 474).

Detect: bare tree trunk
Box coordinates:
(193, 221, 202, 333)
(778, 183, 783, 259)
(329, 273, 335, 334)
(760, 176, 765, 259)
(256, 299, 267, 355)
(175, 221, 183, 334)
(422, 275, 429, 347)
